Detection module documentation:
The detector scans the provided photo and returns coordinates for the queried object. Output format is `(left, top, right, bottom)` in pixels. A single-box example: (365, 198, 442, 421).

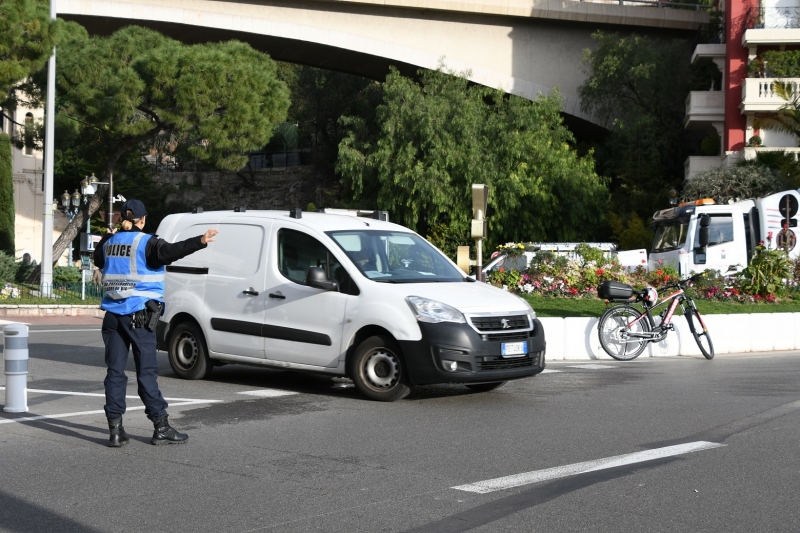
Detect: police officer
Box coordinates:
(94, 199, 218, 447)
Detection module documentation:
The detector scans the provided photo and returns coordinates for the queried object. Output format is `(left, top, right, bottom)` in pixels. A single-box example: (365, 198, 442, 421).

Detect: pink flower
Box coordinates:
(641, 259, 646, 264)
(767, 231, 773, 242)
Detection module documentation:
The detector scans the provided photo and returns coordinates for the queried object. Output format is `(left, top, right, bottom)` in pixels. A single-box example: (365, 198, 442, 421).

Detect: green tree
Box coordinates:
(0, 0, 62, 105)
(0, 133, 13, 255)
(578, 32, 696, 220)
(45, 25, 290, 266)
(277, 63, 380, 179)
(337, 67, 608, 252)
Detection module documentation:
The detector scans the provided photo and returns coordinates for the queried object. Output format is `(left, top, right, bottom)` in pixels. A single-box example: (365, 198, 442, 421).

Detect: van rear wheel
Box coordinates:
(168, 322, 213, 380)
(350, 335, 410, 402)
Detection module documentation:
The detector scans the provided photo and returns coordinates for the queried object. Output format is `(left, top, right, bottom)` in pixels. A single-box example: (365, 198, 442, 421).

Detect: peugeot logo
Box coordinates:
(500, 318, 510, 329)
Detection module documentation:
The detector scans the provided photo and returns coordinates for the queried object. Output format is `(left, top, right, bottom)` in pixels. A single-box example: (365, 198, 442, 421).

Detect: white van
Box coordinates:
(155, 209, 545, 401)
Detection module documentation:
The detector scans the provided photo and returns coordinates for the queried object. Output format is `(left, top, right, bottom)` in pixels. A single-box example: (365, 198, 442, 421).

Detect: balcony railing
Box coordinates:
(747, 6, 800, 29)
(685, 155, 724, 180)
(741, 78, 800, 113)
(684, 91, 724, 125)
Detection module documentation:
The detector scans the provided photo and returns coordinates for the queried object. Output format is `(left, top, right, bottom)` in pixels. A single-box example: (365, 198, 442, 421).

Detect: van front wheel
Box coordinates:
(350, 335, 410, 402)
(168, 322, 213, 380)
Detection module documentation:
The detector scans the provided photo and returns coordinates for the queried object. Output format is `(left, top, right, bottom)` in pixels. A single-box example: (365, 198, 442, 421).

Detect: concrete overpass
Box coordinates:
(57, 0, 709, 125)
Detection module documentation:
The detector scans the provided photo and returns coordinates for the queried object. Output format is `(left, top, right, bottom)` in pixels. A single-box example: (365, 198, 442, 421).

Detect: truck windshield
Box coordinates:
(327, 230, 465, 283)
(652, 222, 689, 253)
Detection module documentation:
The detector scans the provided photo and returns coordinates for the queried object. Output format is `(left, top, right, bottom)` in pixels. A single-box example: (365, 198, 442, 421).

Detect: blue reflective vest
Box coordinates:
(100, 231, 165, 315)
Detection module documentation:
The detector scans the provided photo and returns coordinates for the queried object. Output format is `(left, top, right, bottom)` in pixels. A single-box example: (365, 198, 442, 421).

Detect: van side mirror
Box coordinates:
(306, 267, 339, 292)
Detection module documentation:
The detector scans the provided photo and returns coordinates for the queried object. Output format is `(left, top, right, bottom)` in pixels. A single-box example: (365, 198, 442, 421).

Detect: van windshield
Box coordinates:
(327, 230, 465, 283)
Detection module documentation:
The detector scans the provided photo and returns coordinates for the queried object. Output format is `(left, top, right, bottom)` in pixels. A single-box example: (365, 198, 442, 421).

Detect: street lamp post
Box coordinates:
(57, 189, 82, 268)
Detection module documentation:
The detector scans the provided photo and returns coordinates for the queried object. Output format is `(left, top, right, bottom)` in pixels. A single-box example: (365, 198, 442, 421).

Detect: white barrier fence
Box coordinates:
(540, 312, 800, 360)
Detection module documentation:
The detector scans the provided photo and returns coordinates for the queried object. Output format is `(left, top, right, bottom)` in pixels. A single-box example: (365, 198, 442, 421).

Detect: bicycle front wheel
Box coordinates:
(598, 306, 650, 361)
(686, 309, 714, 360)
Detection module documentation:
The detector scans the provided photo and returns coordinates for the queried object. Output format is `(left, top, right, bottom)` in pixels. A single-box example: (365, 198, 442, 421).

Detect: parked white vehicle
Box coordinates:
(155, 208, 546, 401)
(648, 190, 800, 277)
(482, 242, 647, 277)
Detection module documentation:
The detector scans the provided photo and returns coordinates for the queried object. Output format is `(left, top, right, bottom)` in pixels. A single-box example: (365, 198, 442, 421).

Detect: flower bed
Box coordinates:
(487, 242, 800, 303)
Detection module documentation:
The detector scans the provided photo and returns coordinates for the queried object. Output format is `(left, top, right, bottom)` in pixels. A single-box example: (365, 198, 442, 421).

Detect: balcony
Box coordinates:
(684, 90, 724, 127)
(741, 78, 800, 113)
(740, 146, 800, 161)
(684, 155, 723, 179)
(743, 6, 800, 45)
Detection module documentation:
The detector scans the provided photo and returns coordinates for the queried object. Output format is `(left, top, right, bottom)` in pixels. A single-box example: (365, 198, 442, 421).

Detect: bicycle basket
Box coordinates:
(598, 281, 633, 300)
(643, 286, 658, 307)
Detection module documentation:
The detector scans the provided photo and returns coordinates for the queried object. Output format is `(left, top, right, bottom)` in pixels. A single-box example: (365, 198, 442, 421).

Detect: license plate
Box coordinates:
(501, 341, 527, 357)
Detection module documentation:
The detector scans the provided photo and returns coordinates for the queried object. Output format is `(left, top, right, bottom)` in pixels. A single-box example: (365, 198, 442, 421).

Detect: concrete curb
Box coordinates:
(0, 305, 104, 318)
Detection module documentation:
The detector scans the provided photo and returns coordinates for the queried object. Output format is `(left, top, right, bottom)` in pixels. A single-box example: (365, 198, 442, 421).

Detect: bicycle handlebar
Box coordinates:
(659, 273, 704, 292)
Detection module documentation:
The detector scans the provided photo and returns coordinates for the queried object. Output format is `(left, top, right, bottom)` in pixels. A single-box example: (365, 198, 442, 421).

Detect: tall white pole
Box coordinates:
(40, 0, 57, 293)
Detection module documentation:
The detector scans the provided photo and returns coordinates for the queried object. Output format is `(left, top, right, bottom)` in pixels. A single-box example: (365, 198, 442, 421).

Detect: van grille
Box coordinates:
(479, 355, 536, 371)
(485, 332, 530, 342)
(470, 315, 528, 332)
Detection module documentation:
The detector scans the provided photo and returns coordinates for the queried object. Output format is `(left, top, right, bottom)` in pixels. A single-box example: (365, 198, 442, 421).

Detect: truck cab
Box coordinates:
(649, 191, 800, 276)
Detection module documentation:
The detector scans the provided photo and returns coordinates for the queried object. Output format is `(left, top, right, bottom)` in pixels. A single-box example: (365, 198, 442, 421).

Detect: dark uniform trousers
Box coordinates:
(102, 311, 168, 421)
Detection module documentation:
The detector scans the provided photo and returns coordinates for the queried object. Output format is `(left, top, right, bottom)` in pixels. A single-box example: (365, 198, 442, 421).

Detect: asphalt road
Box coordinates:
(1, 324, 799, 532)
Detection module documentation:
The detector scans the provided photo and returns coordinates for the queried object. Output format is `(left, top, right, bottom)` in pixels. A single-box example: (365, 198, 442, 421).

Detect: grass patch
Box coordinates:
(523, 294, 800, 318)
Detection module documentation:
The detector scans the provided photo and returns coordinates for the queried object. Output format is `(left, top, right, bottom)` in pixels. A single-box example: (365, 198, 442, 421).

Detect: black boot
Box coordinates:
(108, 417, 130, 448)
(151, 414, 188, 445)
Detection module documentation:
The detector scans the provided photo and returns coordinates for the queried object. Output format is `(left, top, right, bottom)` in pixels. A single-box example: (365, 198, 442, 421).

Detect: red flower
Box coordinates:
(499, 267, 504, 272)
(767, 231, 773, 242)
(568, 287, 579, 295)
(641, 259, 646, 264)
(596, 268, 604, 275)
(759, 240, 764, 246)
(656, 269, 663, 275)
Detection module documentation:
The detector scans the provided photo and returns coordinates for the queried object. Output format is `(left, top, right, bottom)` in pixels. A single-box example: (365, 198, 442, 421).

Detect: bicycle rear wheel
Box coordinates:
(686, 309, 714, 360)
(598, 306, 650, 361)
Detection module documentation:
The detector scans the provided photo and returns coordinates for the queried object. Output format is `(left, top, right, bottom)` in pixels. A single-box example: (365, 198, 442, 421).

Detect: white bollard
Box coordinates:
(3, 324, 29, 413)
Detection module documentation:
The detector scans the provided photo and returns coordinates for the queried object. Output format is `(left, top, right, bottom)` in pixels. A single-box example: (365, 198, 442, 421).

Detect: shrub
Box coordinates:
(15, 257, 37, 283)
(53, 266, 83, 285)
(0, 250, 16, 284)
(736, 243, 792, 297)
(681, 165, 785, 205)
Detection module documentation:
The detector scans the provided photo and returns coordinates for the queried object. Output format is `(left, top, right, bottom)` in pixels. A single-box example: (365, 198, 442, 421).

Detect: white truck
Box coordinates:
(648, 190, 800, 276)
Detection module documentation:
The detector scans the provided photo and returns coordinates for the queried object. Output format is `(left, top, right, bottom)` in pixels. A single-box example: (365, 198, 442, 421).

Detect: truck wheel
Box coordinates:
(168, 322, 213, 380)
(349, 335, 410, 402)
(465, 381, 506, 393)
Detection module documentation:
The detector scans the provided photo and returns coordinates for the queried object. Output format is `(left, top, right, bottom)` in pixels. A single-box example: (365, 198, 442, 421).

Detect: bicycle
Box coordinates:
(597, 274, 714, 361)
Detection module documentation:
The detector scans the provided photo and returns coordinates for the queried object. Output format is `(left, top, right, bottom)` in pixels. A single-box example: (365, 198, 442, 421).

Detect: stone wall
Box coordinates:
(154, 165, 342, 213)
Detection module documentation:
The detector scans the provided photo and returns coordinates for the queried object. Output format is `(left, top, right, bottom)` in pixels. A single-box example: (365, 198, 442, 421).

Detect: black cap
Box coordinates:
(120, 199, 147, 221)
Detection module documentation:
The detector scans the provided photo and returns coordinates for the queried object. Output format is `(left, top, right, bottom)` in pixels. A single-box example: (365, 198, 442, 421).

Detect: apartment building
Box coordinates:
(1, 102, 69, 265)
(685, 0, 800, 179)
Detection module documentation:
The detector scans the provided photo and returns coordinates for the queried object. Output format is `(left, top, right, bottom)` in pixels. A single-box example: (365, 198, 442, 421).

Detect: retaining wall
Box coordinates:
(2, 305, 798, 359)
(540, 313, 800, 360)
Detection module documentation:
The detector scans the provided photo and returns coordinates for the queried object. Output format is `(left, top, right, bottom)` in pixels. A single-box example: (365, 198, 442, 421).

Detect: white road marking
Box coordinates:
(541, 369, 561, 373)
(0, 401, 209, 425)
(238, 389, 298, 397)
(0, 387, 221, 425)
(452, 441, 726, 494)
(568, 364, 618, 369)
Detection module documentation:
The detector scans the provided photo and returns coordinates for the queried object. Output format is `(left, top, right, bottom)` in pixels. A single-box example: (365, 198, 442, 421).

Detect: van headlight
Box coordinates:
(517, 295, 537, 323)
(405, 296, 466, 323)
